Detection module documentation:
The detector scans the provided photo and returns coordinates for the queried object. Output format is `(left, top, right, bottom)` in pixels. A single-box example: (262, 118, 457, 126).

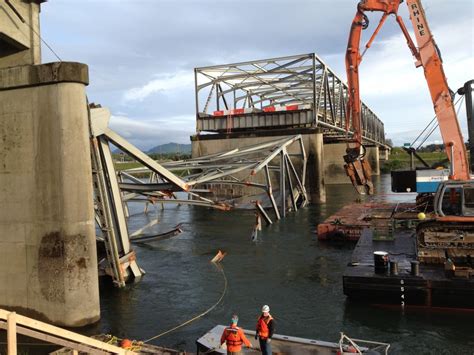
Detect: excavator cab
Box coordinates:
(434, 181, 474, 217)
(417, 180, 474, 267)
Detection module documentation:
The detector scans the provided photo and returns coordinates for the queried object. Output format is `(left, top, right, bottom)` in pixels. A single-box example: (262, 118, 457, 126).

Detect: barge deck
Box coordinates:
(343, 229, 474, 309)
(317, 202, 420, 241)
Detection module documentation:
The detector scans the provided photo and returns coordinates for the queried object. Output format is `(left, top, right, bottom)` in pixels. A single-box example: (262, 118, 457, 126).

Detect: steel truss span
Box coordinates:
(195, 53, 386, 147)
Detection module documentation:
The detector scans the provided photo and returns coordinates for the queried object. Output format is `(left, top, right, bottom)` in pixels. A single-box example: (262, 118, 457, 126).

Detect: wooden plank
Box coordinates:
(0, 309, 134, 354)
(0, 322, 108, 355)
(7, 312, 16, 355)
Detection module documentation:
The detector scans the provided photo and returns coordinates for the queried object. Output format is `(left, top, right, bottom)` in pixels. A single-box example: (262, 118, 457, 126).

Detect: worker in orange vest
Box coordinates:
(220, 314, 252, 355)
(255, 305, 274, 355)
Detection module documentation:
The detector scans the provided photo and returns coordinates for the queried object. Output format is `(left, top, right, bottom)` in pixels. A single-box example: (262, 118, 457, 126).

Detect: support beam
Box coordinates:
(265, 165, 281, 220)
(105, 129, 189, 191)
(280, 151, 286, 218)
(256, 201, 273, 225)
(284, 151, 298, 212)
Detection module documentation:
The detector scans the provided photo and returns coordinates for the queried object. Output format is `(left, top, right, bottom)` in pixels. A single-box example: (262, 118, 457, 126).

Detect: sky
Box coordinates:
(39, 0, 473, 149)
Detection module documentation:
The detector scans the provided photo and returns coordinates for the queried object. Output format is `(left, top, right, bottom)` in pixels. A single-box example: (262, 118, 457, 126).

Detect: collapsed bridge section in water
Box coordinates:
(124, 134, 308, 220)
(90, 106, 308, 287)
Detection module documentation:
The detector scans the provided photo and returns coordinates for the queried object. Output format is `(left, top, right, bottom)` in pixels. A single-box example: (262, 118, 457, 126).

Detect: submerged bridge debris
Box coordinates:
(122, 134, 308, 219)
(89, 105, 308, 287)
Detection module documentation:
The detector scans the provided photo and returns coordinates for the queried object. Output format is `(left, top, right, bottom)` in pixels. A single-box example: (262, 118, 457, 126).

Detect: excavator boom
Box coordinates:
(345, 0, 470, 194)
(405, 0, 469, 180)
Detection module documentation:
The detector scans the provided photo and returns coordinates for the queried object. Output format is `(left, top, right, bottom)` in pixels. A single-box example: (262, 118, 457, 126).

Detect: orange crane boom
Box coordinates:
(345, 0, 470, 194)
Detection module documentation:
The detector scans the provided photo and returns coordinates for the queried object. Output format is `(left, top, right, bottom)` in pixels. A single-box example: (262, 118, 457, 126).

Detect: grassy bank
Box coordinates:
(381, 147, 448, 173)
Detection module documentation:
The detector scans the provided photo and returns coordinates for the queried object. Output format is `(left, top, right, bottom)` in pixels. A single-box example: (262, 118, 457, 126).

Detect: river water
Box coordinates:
(88, 174, 474, 354)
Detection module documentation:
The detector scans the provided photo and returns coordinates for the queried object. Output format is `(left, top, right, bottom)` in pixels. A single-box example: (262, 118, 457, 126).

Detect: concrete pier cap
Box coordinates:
(0, 61, 100, 326)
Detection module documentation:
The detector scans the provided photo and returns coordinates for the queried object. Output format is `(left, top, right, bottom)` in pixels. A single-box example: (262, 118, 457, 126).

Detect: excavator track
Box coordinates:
(417, 220, 474, 264)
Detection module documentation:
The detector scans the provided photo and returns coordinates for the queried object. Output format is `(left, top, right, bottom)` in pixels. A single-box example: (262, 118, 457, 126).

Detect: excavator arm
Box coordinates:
(345, 0, 470, 194)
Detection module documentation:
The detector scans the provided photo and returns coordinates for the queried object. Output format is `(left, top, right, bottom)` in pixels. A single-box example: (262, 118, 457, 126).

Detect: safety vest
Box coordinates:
(256, 315, 273, 339)
(224, 326, 244, 352)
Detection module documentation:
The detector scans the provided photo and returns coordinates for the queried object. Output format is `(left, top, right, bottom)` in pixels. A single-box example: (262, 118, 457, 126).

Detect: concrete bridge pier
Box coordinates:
(1, 0, 100, 327)
(365, 146, 381, 176)
(191, 129, 326, 203)
(323, 143, 380, 185)
(0, 63, 100, 327)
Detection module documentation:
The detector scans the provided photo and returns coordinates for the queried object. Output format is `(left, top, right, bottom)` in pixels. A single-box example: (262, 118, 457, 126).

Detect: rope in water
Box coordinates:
(143, 265, 228, 343)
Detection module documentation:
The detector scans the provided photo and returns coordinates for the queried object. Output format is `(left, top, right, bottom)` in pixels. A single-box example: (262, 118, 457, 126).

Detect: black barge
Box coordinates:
(343, 229, 474, 309)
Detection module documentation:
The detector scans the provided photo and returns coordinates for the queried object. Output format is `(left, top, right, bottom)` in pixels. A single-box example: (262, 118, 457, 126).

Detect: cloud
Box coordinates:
(109, 114, 195, 149)
(359, 18, 473, 98)
(38, 0, 472, 150)
(123, 71, 194, 102)
(352, 17, 473, 147)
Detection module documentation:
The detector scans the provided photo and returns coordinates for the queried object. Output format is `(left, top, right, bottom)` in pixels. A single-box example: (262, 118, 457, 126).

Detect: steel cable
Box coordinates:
(143, 264, 228, 343)
(410, 95, 464, 149)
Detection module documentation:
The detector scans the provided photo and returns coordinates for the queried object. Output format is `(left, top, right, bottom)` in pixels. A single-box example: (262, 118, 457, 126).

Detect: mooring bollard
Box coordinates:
(390, 261, 399, 276)
(411, 261, 420, 276)
(374, 251, 389, 274)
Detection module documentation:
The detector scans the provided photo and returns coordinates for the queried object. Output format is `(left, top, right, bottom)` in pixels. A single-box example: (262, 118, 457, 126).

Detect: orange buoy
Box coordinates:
(120, 338, 133, 349)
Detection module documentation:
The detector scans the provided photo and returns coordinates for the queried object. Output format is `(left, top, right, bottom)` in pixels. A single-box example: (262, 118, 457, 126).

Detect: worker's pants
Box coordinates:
(227, 351, 242, 355)
(259, 338, 272, 355)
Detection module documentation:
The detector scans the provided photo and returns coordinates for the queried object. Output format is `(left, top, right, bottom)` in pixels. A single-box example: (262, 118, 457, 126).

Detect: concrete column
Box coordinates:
(306, 133, 326, 203)
(365, 146, 380, 176)
(380, 148, 390, 161)
(323, 142, 349, 184)
(0, 62, 100, 327)
(324, 143, 381, 183)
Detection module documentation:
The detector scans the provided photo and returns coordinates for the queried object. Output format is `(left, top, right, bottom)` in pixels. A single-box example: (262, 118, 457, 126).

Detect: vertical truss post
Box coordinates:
(298, 137, 307, 188)
(312, 53, 317, 125)
(280, 151, 286, 218)
(286, 154, 308, 207)
(203, 82, 215, 115)
(265, 165, 280, 220)
(284, 151, 297, 212)
(90, 138, 126, 287)
(216, 81, 220, 111)
(194, 68, 200, 132)
(315, 66, 326, 122)
(117, 172, 129, 218)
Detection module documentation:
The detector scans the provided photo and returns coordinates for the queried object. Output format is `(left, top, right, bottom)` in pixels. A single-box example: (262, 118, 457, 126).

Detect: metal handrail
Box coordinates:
(339, 332, 390, 355)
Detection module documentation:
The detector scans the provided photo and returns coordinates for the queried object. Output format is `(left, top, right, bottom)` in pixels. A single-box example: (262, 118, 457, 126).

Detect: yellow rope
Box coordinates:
(143, 265, 228, 343)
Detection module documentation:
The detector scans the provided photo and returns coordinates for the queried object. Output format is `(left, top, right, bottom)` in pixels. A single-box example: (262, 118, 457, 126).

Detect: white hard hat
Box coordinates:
(262, 305, 270, 313)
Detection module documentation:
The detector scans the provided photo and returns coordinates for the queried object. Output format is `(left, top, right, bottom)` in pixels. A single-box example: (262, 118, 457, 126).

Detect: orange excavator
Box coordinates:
(345, 0, 469, 193)
(345, 0, 474, 269)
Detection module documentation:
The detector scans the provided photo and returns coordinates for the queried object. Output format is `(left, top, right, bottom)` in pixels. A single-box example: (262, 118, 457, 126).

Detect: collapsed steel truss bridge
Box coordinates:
(89, 106, 307, 287)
